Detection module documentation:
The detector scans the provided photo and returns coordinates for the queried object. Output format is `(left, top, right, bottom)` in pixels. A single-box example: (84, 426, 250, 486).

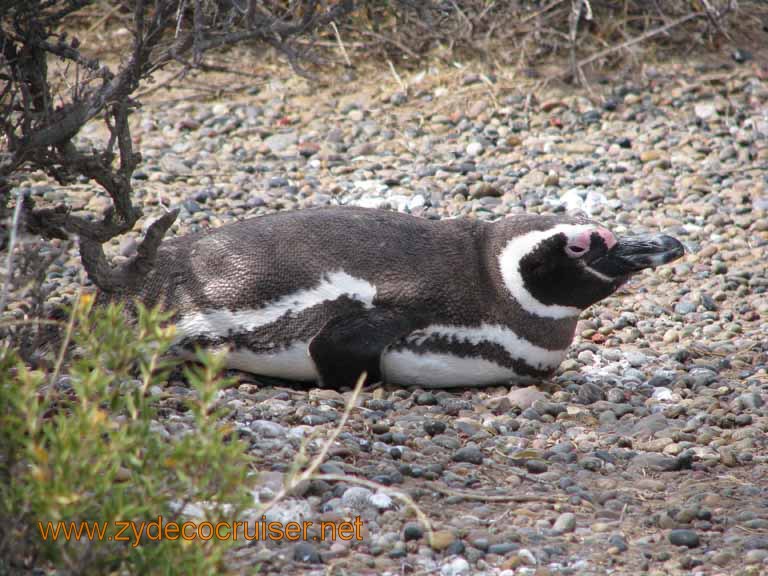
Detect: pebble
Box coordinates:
(341, 486, 374, 508)
(403, 522, 424, 541)
(440, 557, 470, 576)
(640, 150, 662, 162)
(264, 131, 298, 152)
(608, 534, 628, 553)
(552, 512, 576, 534)
(424, 420, 447, 436)
(293, 542, 322, 563)
(250, 419, 286, 437)
(525, 460, 548, 474)
(745, 549, 768, 564)
(453, 446, 484, 465)
(624, 350, 648, 367)
(488, 542, 519, 555)
(506, 386, 547, 409)
(466, 141, 484, 157)
(669, 529, 700, 548)
(430, 530, 457, 551)
(694, 101, 717, 120)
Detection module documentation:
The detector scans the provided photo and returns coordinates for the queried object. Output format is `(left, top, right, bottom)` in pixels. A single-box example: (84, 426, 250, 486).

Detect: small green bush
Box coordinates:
(0, 296, 256, 575)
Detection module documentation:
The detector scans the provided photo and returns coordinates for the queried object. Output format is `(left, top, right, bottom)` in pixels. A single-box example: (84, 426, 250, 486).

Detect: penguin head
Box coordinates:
(497, 215, 685, 319)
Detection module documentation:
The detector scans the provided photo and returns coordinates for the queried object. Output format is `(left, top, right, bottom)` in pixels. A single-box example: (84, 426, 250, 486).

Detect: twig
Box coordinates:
(569, 0, 590, 82)
(248, 375, 433, 541)
(426, 482, 564, 503)
(700, 0, 733, 40)
(0, 188, 24, 315)
(255, 372, 366, 516)
(480, 74, 499, 111)
(574, 11, 704, 73)
(86, 2, 124, 33)
(489, 507, 512, 527)
(330, 21, 351, 67)
(450, 0, 473, 39)
(47, 284, 84, 394)
(387, 59, 406, 93)
(520, 0, 567, 25)
(0, 318, 67, 329)
(357, 29, 421, 61)
(135, 66, 191, 98)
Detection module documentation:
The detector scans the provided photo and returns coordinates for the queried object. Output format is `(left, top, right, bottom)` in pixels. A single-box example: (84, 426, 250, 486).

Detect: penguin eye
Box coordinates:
(565, 244, 587, 258)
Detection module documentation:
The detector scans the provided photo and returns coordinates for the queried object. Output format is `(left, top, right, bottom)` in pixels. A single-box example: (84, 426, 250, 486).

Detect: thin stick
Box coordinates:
(0, 188, 24, 315)
(0, 319, 67, 329)
(520, 0, 566, 25)
(48, 285, 84, 390)
(294, 374, 365, 483)
(387, 59, 407, 93)
(87, 2, 124, 33)
(569, 0, 584, 81)
(426, 482, 564, 503)
(330, 21, 352, 67)
(254, 372, 366, 516)
(480, 74, 499, 111)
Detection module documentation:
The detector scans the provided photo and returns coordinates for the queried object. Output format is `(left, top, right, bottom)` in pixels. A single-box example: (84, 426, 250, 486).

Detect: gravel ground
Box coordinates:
(6, 54, 768, 575)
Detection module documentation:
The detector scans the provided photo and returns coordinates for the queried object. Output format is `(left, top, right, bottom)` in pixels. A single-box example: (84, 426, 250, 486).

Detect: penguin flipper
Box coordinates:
(308, 308, 418, 389)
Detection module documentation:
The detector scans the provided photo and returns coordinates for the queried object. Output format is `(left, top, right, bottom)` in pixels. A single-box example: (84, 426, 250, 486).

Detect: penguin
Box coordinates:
(113, 206, 684, 389)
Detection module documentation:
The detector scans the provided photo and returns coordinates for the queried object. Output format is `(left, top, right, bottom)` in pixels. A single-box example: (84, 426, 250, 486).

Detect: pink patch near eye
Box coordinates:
(596, 228, 617, 249)
(568, 230, 593, 252)
(568, 228, 617, 254)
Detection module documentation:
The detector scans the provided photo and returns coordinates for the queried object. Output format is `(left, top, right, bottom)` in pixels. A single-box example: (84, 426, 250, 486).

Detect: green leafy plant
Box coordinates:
(0, 297, 256, 575)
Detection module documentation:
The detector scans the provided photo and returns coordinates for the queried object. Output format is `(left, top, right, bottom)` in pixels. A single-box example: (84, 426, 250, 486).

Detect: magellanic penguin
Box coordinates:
(107, 207, 684, 389)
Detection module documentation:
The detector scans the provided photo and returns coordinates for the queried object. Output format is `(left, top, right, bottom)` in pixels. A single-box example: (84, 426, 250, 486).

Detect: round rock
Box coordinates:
(669, 529, 700, 548)
(453, 446, 484, 465)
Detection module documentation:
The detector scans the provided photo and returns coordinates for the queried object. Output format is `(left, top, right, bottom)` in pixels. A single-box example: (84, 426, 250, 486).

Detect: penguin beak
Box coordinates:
(588, 233, 686, 278)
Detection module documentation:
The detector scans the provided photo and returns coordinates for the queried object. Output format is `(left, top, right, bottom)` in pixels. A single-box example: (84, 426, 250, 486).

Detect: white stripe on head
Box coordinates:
(498, 224, 595, 319)
(584, 265, 614, 282)
(175, 270, 377, 340)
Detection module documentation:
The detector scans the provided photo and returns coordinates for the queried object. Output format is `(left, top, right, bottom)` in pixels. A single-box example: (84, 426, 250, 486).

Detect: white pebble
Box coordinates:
(341, 486, 373, 508)
(652, 387, 674, 402)
(518, 548, 537, 565)
(602, 348, 623, 362)
(369, 492, 393, 510)
(577, 350, 595, 364)
(466, 141, 484, 156)
(625, 351, 648, 367)
(407, 194, 426, 211)
(212, 103, 229, 115)
(440, 557, 470, 576)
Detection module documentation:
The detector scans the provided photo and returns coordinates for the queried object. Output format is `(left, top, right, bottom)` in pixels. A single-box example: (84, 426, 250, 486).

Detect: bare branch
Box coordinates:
(117, 208, 180, 282)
